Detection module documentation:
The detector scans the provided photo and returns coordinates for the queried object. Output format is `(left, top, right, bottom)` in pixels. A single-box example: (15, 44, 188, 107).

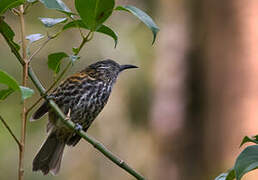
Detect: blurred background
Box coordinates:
(1, 0, 258, 179)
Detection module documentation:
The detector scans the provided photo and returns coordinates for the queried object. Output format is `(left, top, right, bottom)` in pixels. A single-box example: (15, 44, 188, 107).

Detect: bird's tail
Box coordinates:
(32, 131, 65, 175)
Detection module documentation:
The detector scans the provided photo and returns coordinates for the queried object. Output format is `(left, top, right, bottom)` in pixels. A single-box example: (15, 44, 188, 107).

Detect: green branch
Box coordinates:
(0, 21, 145, 180)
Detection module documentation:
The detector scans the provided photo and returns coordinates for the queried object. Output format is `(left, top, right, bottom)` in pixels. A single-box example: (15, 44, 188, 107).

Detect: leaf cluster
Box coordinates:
(0, 0, 159, 101)
(215, 136, 258, 180)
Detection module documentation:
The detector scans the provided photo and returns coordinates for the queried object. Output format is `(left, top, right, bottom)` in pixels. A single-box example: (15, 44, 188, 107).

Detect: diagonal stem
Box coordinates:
(0, 115, 22, 148)
(27, 31, 62, 63)
(27, 36, 51, 63)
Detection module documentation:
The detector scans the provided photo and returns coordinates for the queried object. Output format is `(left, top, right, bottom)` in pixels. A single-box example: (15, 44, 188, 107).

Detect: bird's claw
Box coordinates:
(65, 108, 71, 121)
(75, 123, 82, 131)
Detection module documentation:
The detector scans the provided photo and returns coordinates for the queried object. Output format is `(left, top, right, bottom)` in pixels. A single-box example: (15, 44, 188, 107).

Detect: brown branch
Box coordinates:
(18, 5, 28, 180)
(11, 8, 20, 16)
(0, 115, 21, 148)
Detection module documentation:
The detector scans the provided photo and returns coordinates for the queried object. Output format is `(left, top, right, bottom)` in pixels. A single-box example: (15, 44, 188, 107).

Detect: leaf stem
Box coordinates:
(76, 31, 93, 54)
(27, 35, 51, 63)
(68, 15, 85, 38)
(0, 115, 22, 148)
(11, 8, 20, 16)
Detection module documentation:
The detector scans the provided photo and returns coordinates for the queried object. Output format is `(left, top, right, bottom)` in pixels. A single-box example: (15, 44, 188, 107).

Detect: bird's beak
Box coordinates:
(119, 64, 138, 72)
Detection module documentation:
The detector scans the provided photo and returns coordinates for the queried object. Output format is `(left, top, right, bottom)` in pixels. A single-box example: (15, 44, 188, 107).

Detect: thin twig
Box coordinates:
(68, 15, 85, 38)
(19, 7, 27, 62)
(26, 32, 64, 113)
(77, 31, 92, 53)
(18, 5, 28, 180)
(11, 8, 20, 16)
(0, 115, 21, 148)
(23, 2, 33, 15)
(27, 31, 62, 63)
(27, 36, 51, 63)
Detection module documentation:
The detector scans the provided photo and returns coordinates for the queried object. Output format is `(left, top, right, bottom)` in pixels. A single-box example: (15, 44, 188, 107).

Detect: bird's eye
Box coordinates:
(88, 71, 97, 81)
(88, 72, 95, 76)
(87, 69, 96, 77)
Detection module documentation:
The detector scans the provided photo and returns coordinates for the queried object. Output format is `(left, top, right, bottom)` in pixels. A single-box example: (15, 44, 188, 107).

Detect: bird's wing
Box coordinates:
(30, 101, 49, 121)
(30, 72, 89, 122)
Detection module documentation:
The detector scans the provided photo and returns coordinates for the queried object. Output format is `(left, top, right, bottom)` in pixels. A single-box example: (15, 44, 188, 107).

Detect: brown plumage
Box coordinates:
(31, 59, 137, 175)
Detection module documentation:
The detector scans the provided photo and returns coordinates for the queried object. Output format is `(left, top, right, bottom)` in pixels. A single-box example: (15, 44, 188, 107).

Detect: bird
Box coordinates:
(31, 59, 138, 175)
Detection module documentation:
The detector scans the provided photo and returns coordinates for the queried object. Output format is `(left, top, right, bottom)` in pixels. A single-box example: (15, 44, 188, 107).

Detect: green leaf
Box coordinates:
(72, 47, 79, 54)
(240, 136, 258, 147)
(97, 25, 118, 48)
(0, 70, 19, 100)
(0, 70, 20, 90)
(19, 86, 34, 100)
(48, 52, 68, 74)
(0, 70, 34, 100)
(225, 170, 236, 180)
(234, 145, 258, 180)
(0, 88, 14, 100)
(215, 169, 235, 180)
(0, 17, 20, 51)
(75, 0, 115, 31)
(0, 0, 25, 15)
(115, 5, 159, 44)
(39, 17, 67, 28)
(63, 20, 118, 47)
(39, 0, 73, 15)
(62, 19, 86, 30)
(26, 33, 44, 43)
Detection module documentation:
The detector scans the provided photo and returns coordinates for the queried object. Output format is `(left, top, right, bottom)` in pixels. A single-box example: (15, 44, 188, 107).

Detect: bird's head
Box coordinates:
(84, 59, 138, 83)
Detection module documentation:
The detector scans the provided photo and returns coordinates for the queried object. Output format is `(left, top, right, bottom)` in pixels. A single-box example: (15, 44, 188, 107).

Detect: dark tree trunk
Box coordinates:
(152, 0, 258, 179)
(196, 0, 258, 179)
(151, 0, 191, 179)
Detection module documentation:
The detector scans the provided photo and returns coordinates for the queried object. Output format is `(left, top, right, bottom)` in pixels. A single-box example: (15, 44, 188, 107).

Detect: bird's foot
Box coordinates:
(74, 123, 82, 131)
(65, 108, 71, 121)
